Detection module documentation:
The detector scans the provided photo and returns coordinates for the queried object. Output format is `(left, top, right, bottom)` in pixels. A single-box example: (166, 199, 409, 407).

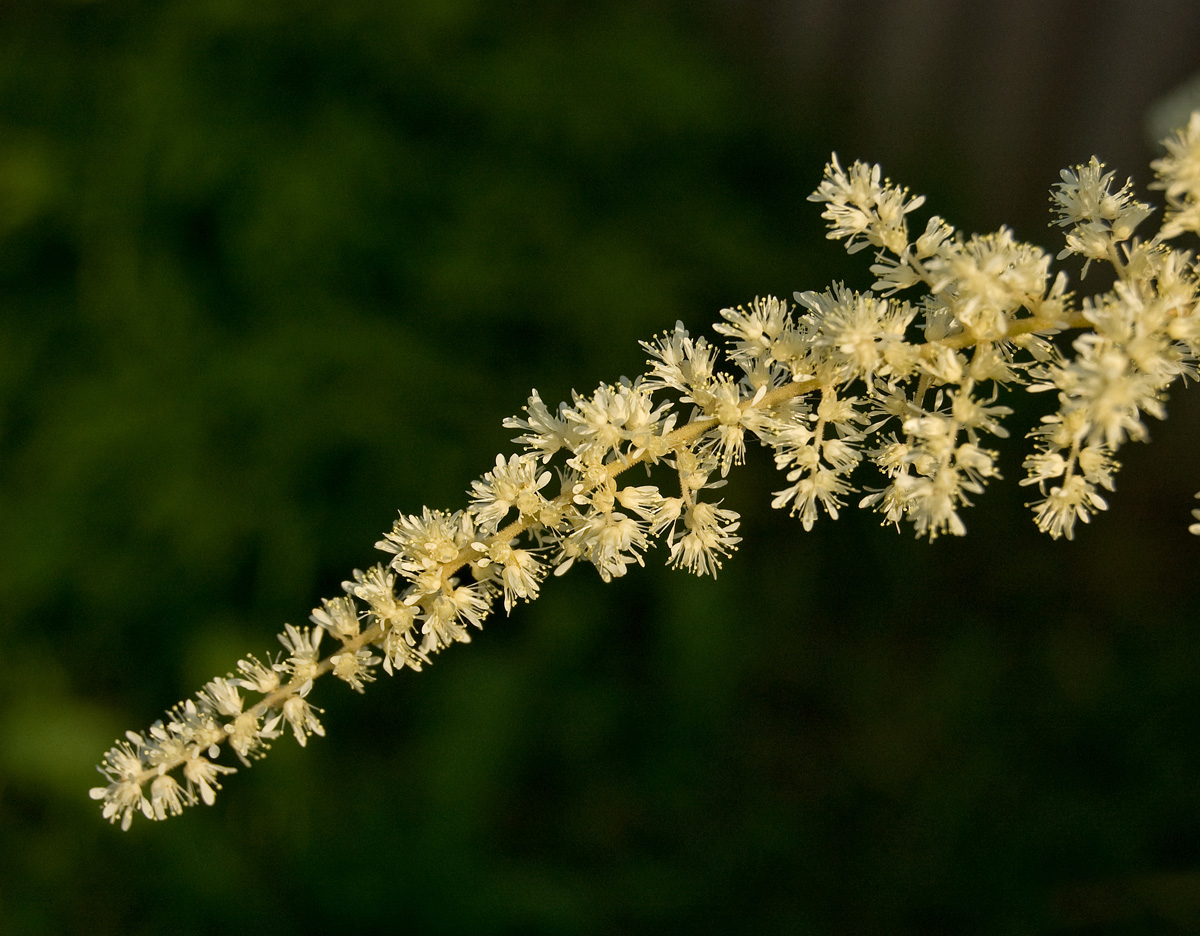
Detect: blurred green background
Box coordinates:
(3, 1, 1200, 933)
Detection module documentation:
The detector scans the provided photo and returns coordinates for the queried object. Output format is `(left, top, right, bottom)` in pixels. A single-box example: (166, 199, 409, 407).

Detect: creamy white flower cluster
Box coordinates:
(92, 113, 1200, 829)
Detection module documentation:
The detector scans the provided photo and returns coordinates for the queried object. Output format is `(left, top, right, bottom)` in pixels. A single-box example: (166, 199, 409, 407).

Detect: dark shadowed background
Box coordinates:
(3, 1, 1200, 933)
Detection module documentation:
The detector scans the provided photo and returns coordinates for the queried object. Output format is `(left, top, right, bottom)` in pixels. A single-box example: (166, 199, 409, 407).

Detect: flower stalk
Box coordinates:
(93, 112, 1200, 830)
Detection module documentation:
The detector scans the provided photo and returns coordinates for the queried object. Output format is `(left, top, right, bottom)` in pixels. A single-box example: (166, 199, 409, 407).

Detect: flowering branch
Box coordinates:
(92, 113, 1200, 830)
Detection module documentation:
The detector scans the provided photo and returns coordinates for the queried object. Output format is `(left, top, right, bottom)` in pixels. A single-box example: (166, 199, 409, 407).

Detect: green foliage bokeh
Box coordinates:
(2, 2, 1200, 934)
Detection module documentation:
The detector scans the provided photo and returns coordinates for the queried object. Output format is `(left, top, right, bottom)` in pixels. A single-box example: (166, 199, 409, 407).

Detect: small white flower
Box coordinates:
(714, 296, 792, 371)
(310, 596, 361, 641)
(703, 376, 748, 475)
(91, 738, 152, 830)
(566, 508, 649, 584)
(182, 755, 236, 806)
(667, 501, 741, 577)
(484, 541, 547, 612)
(503, 389, 576, 461)
(380, 623, 430, 675)
(198, 677, 244, 718)
(90, 776, 150, 831)
(641, 322, 718, 400)
(897, 470, 968, 540)
(808, 154, 925, 255)
(232, 654, 281, 695)
(771, 466, 853, 530)
(1028, 473, 1108, 540)
(1052, 157, 1152, 258)
(1020, 451, 1067, 489)
(225, 710, 277, 764)
(469, 453, 553, 533)
(281, 690, 325, 748)
(1151, 112, 1200, 239)
(277, 623, 324, 684)
(330, 647, 381, 693)
(149, 774, 193, 820)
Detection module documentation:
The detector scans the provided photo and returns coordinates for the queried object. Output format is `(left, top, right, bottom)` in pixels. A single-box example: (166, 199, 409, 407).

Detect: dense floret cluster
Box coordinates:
(93, 114, 1200, 830)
